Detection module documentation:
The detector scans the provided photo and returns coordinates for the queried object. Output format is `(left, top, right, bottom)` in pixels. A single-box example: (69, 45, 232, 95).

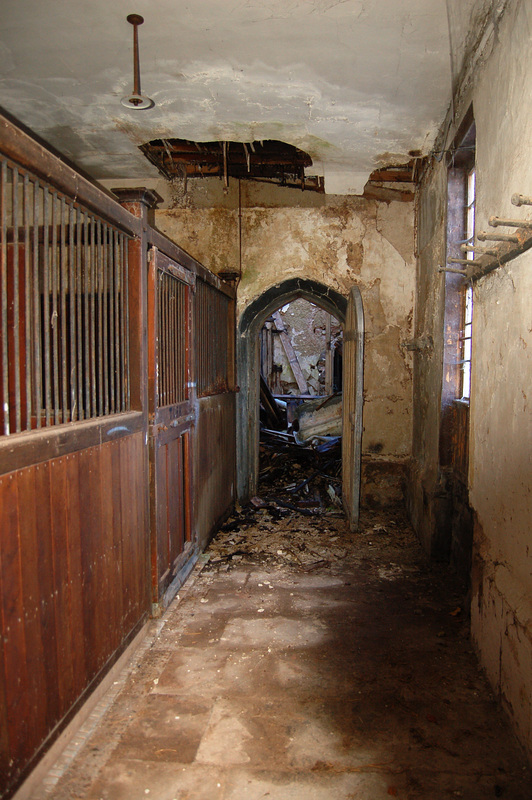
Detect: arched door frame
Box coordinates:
(236, 278, 363, 508)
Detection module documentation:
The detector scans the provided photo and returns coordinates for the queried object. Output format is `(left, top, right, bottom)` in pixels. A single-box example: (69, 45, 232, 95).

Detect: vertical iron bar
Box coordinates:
(43, 187, 52, 426)
(33, 179, 42, 428)
(118, 233, 124, 411)
(68, 202, 77, 421)
(108, 227, 115, 413)
(12, 167, 21, 432)
(158, 272, 163, 407)
(76, 206, 83, 419)
(113, 229, 120, 412)
(184, 281, 189, 400)
(120, 234, 127, 410)
(123, 234, 130, 409)
(60, 197, 68, 422)
(102, 221, 109, 415)
(51, 193, 60, 424)
(163, 274, 168, 406)
(85, 213, 93, 416)
(171, 280, 176, 404)
(23, 173, 32, 430)
(97, 219, 104, 416)
(0, 160, 9, 434)
(158, 273, 162, 407)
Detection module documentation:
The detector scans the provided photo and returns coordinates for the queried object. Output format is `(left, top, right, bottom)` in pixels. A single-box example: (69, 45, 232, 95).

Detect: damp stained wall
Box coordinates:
(155, 187, 415, 471)
(411, 0, 532, 757)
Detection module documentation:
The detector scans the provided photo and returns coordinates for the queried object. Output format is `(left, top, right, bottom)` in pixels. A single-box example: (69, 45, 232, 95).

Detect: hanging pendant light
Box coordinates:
(121, 14, 154, 110)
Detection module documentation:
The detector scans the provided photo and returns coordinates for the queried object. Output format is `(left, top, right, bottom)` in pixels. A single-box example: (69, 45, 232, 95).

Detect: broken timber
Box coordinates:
(272, 311, 309, 394)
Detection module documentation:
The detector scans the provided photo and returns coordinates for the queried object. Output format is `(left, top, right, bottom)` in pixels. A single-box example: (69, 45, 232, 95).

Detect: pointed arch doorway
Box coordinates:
(237, 278, 364, 530)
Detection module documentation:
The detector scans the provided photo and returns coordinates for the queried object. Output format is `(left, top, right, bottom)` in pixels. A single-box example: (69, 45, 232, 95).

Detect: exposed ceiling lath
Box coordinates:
(140, 139, 325, 192)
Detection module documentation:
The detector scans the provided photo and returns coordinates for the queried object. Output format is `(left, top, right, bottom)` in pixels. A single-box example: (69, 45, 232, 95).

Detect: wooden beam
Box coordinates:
(272, 311, 308, 394)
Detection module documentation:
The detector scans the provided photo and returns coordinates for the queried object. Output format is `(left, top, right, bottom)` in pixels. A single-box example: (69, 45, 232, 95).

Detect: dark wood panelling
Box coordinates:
(0, 410, 145, 477)
(0, 433, 148, 795)
(194, 393, 236, 549)
(33, 462, 60, 733)
(0, 473, 31, 770)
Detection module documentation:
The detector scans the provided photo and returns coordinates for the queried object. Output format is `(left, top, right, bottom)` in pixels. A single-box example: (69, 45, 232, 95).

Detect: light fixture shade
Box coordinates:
(121, 93, 154, 110)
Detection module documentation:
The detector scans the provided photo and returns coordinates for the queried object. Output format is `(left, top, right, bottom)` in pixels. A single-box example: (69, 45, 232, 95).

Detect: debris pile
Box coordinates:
(206, 435, 416, 574)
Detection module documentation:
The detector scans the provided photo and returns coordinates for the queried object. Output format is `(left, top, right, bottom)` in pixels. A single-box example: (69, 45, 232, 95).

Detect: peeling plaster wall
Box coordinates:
(411, 0, 532, 758)
(469, 0, 532, 759)
(408, 159, 448, 558)
(157, 191, 415, 477)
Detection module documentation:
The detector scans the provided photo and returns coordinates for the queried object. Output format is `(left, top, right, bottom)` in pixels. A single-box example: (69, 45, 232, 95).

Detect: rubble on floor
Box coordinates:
(26, 453, 532, 800)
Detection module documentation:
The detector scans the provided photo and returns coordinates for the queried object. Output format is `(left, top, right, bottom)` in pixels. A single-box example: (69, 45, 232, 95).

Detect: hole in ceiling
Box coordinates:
(139, 139, 324, 193)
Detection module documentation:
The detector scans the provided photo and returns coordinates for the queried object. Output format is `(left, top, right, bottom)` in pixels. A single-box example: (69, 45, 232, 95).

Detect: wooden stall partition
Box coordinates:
(193, 275, 237, 550)
(147, 247, 195, 609)
(0, 113, 151, 799)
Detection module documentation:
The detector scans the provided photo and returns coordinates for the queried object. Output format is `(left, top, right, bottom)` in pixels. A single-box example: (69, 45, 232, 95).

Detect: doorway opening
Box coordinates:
(258, 298, 344, 515)
(236, 278, 364, 530)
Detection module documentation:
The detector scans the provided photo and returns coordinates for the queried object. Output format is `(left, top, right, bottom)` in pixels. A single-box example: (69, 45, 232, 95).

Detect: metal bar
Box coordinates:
(119, 233, 126, 411)
(489, 216, 532, 230)
(460, 243, 497, 256)
(68, 202, 77, 421)
(0, 112, 140, 238)
(60, 197, 68, 423)
(185, 281, 191, 400)
(161, 274, 167, 406)
(477, 231, 519, 243)
(42, 187, 51, 426)
(167, 276, 173, 404)
(102, 221, 109, 415)
(157, 272, 162, 407)
(173, 281, 178, 403)
(23, 173, 32, 430)
(84, 213, 92, 417)
(511, 193, 532, 207)
(0, 160, 9, 434)
(163, 273, 168, 406)
(76, 206, 83, 419)
(438, 266, 468, 275)
(51, 193, 60, 424)
(97, 219, 104, 416)
(113, 229, 120, 412)
(169, 278, 175, 404)
(123, 234, 130, 410)
(89, 215, 97, 416)
(108, 227, 115, 413)
(33, 179, 42, 429)
(12, 167, 21, 432)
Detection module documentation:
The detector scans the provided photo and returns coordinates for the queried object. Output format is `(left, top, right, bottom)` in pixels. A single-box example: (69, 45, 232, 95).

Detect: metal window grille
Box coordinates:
(195, 278, 230, 397)
(460, 167, 476, 400)
(157, 270, 189, 408)
(0, 157, 131, 435)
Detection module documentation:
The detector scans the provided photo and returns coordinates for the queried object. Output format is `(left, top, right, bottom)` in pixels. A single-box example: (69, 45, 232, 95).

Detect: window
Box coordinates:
(460, 167, 475, 400)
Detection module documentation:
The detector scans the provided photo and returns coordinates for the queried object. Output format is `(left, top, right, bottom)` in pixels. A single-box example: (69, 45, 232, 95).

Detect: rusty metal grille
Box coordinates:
(195, 278, 230, 397)
(0, 157, 130, 435)
(157, 270, 189, 408)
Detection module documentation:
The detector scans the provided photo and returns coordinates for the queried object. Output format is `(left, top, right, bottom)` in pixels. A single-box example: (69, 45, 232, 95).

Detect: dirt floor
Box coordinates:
(22, 452, 531, 800)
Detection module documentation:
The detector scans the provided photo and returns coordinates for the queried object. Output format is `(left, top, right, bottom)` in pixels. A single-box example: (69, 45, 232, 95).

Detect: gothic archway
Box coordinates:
(236, 277, 364, 528)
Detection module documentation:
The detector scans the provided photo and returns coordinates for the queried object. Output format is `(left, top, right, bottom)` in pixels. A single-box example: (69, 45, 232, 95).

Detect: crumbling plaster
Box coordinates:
(410, 0, 532, 757)
(468, 0, 532, 757)
(156, 191, 415, 461)
(0, 0, 479, 193)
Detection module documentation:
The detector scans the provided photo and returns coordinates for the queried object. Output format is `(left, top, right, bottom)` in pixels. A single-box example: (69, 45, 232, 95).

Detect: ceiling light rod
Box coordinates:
(121, 14, 154, 110)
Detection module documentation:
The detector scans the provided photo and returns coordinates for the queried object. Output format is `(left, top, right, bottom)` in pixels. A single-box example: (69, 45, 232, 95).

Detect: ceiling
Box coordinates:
(0, 0, 483, 194)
